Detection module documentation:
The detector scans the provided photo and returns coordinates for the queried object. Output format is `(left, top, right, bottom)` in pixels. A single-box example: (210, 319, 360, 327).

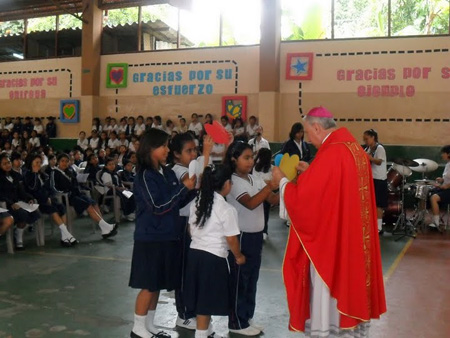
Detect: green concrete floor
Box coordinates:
(0, 210, 409, 338)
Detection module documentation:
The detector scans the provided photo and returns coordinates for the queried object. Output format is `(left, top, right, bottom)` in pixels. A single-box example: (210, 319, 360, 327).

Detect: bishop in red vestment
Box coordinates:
(273, 107, 386, 337)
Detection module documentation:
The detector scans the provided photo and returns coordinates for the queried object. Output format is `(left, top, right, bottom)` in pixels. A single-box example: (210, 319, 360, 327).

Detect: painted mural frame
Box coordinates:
(106, 63, 128, 88)
(286, 52, 314, 80)
(221, 95, 247, 121)
(60, 100, 80, 123)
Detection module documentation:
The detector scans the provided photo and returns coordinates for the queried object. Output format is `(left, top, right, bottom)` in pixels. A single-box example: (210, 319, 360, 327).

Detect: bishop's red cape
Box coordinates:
(283, 127, 386, 332)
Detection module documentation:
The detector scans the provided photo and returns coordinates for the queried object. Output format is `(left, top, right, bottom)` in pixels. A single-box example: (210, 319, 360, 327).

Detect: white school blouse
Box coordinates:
(172, 164, 192, 217)
(189, 192, 240, 258)
(228, 173, 266, 233)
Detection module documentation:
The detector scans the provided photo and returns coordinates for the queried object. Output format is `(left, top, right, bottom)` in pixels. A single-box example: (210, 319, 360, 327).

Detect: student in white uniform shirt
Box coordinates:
(33, 118, 44, 135)
(178, 117, 188, 134)
(151, 116, 164, 131)
(363, 129, 388, 235)
(4, 117, 14, 131)
(118, 117, 127, 134)
(220, 116, 233, 132)
(102, 117, 111, 135)
(246, 116, 259, 139)
(248, 126, 270, 156)
(89, 130, 100, 150)
(28, 130, 41, 150)
(170, 133, 213, 331)
(224, 141, 279, 336)
(77, 131, 89, 151)
(134, 115, 146, 136)
(188, 113, 203, 138)
(185, 165, 245, 338)
(232, 118, 246, 141)
(108, 131, 121, 150)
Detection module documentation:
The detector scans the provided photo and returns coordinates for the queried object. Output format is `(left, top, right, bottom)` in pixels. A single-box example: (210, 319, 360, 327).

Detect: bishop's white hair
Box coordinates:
(304, 116, 337, 130)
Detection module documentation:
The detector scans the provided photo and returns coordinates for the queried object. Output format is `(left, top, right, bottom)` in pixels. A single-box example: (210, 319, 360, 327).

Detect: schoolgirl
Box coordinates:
(24, 153, 77, 247)
(51, 153, 117, 239)
(185, 165, 245, 338)
(129, 128, 196, 338)
(169, 132, 212, 330)
(223, 141, 279, 336)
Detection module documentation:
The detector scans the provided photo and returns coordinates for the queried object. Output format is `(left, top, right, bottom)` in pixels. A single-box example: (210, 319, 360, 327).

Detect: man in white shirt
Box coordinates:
(248, 127, 270, 156)
(188, 113, 203, 137)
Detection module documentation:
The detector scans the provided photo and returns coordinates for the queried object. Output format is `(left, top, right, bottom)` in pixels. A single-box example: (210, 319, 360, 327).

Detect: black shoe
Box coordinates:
(60, 239, 72, 247)
(69, 237, 79, 246)
(102, 224, 118, 239)
(15, 244, 25, 251)
(130, 332, 143, 338)
(378, 230, 384, 236)
(151, 331, 171, 338)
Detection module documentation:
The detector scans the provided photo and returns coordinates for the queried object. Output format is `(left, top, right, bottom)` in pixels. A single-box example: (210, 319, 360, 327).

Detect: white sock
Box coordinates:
(98, 219, 113, 234)
(145, 310, 157, 333)
(59, 224, 73, 241)
(377, 219, 383, 232)
(195, 329, 209, 338)
(433, 215, 440, 225)
(15, 227, 25, 245)
(132, 314, 152, 338)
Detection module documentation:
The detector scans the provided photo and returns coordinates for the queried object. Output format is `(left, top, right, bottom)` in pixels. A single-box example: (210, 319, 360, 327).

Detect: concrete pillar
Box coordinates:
(258, 0, 281, 141)
(81, 0, 103, 132)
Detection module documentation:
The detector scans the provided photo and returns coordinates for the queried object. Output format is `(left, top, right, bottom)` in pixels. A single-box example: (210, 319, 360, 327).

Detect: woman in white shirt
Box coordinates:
(363, 129, 387, 235)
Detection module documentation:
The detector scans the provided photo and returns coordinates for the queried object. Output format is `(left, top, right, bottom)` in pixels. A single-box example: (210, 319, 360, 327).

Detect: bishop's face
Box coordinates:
(304, 122, 322, 149)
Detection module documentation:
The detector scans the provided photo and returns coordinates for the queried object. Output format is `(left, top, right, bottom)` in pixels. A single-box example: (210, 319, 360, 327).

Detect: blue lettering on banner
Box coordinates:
(131, 68, 232, 96)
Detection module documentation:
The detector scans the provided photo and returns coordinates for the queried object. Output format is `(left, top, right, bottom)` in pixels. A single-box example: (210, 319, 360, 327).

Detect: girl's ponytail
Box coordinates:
(194, 165, 232, 228)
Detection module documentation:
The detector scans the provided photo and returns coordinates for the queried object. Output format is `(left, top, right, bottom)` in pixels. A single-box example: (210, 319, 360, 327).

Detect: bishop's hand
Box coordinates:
(296, 161, 309, 174)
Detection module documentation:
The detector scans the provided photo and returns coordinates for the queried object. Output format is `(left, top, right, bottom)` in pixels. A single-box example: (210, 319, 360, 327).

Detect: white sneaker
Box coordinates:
(263, 233, 268, 241)
(176, 316, 196, 330)
(249, 319, 264, 332)
(428, 223, 438, 228)
(229, 326, 261, 336)
(126, 213, 136, 221)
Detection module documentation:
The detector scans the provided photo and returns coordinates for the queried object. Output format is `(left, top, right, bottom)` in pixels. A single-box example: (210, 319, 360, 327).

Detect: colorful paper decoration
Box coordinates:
(60, 100, 80, 123)
(221, 96, 247, 121)
(279, 153, 300, 181)
(106, 63, 128, 88)
(204, 121, 230, 144)
(286, 53, 314, 80)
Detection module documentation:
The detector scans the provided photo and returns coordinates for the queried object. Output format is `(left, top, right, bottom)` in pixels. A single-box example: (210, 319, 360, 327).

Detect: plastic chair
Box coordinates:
(95, 171, 121, 223)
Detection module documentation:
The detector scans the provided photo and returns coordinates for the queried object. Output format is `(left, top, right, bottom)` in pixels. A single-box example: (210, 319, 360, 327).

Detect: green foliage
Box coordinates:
(27, 16, 56, 33)
(0, 20, 24, 36)
(392, 0, 449, 35)
(284, 3, 328, 40)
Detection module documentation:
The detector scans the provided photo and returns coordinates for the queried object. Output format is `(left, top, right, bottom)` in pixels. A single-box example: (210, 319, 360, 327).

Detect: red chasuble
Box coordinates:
(283, 127, 386, 332)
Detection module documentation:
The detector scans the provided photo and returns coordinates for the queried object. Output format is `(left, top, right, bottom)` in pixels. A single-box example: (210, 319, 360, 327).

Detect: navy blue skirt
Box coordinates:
(129, 240, 182, 292)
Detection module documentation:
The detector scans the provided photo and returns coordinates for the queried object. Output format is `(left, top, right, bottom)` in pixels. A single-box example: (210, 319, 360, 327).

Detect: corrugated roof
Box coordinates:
(0, 0, 84, 21)
(103, 20, 193, 46)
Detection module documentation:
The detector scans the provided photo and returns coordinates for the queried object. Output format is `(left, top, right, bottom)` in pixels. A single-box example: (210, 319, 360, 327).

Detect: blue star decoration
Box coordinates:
(291, 58, 308, 74)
